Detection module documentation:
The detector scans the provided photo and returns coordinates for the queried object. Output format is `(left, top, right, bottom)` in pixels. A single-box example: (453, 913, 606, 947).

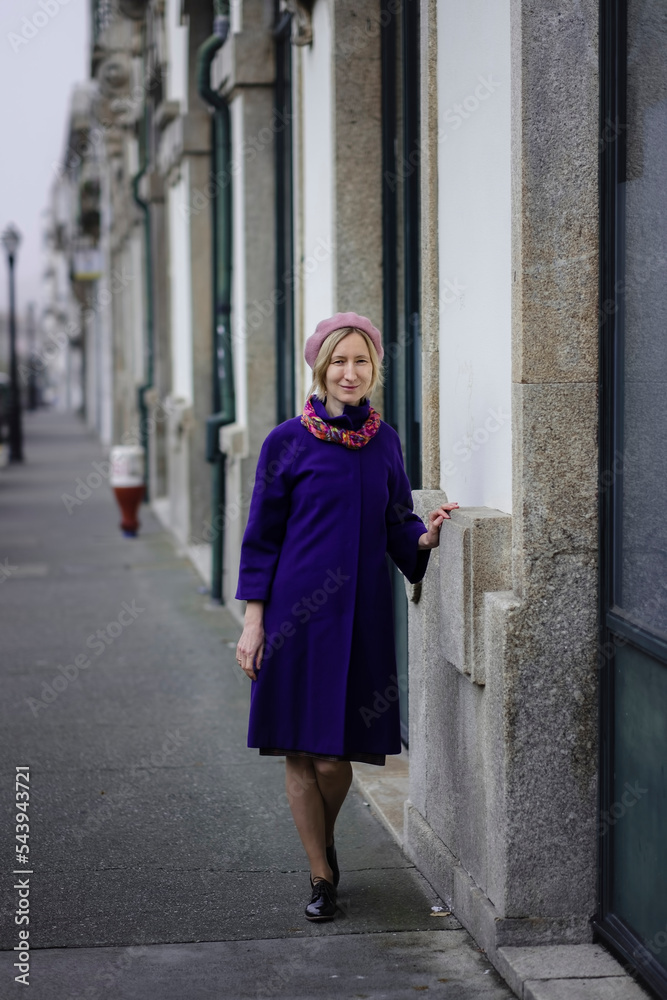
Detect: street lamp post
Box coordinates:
(1, 224, 23, 462)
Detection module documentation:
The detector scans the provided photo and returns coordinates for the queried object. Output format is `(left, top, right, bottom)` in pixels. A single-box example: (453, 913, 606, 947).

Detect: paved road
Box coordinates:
(0, 409, 513, 999)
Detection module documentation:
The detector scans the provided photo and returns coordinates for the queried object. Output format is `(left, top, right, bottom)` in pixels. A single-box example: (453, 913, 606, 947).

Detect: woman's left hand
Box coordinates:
(418, 502, 459, 549)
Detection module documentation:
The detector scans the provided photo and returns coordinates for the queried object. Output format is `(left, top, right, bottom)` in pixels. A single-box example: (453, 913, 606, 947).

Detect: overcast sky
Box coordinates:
(0, 0, 89, 318)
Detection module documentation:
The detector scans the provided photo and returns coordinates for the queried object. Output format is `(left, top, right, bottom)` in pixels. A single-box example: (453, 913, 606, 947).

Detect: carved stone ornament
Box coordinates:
(117, 0, 148, 19)
(97, 52, 132, 99)
(282, 0, 313, 46)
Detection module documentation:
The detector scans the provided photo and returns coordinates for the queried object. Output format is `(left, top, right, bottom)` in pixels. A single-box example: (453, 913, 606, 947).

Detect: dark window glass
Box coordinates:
(615, 2, 667, 640)
(274, 7, 295, 423)
(381, 0, 421, 746)
(611, 643, 667, 969)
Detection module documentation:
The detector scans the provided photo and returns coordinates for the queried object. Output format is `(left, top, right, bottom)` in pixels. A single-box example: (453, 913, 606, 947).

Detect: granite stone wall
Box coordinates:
(405, 0, 600, 957)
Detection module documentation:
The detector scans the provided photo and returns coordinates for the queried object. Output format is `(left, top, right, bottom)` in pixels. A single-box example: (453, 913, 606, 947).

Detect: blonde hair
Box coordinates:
(306, 327, 384, 403)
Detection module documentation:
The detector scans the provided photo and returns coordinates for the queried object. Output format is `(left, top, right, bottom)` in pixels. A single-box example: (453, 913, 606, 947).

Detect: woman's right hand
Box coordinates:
(236, 602, 265, 681)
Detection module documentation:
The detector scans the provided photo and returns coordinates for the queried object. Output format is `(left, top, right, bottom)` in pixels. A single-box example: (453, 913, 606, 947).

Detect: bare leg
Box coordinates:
(312, 759, 353, 847)
(285, 756, 333, 883)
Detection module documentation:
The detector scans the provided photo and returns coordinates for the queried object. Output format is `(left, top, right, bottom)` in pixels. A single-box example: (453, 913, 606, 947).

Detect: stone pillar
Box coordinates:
(405, 0, 600, 958)
(331, 0, 383, 325)
(504, 0, 599, 921)
(187, 133, 216, 543)
(154, 0, 217, 549)
(419, 0, 440, 490)
(158, 107, 213, 548)
(211, 0, 277, 612)
(142, 168, 170, 502)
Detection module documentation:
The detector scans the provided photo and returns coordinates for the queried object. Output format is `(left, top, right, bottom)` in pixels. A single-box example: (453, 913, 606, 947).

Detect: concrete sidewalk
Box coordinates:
(0, 409, 514, 999)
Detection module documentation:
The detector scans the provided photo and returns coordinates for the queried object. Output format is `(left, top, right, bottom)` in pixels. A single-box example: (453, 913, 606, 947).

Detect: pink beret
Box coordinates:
(304, 311, 384, 369)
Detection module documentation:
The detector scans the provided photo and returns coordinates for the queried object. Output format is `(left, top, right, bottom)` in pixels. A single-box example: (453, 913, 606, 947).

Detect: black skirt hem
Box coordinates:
(258, 746, 386, 766)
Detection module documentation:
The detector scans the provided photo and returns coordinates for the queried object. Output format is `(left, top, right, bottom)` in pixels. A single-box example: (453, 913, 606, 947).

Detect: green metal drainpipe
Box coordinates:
(132, 96, 154, 504)
(197, 4, 235, 604)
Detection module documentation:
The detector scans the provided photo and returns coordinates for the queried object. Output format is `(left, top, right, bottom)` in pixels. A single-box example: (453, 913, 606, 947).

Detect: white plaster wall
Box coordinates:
(84, 306, 98, 434)
(130, 229, 145, 388)
(168, 165, 194, 403)
(99, 166, 114, 443)
(98, 266, 113, 446)
(297, 0, 334, 402)
(165, 0, 188, 110)
(437, 0, 512, 513)
(230, 0, 242, 34)
(231, 95, 248, 430)
(121, 244, 134, 419)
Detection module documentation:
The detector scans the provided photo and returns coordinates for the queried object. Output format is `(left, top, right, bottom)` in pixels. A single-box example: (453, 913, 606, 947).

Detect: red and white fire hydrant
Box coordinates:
(110, 445, 145, 538)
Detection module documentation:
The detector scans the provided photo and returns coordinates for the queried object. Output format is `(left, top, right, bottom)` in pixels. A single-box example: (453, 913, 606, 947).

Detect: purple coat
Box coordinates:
(235, 396, 430, 757)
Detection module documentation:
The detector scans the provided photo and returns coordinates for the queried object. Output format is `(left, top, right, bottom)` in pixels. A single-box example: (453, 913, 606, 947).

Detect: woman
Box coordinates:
(235, 311, 457, 922)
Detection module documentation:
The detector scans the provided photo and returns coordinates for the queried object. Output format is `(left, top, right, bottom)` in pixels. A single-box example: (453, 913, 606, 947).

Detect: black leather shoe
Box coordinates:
(326, 839, 340, 888)
(305, 876, 337, 921)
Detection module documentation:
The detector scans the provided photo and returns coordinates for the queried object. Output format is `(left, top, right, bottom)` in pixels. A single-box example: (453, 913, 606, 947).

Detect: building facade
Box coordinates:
(45, 0, 666, 994)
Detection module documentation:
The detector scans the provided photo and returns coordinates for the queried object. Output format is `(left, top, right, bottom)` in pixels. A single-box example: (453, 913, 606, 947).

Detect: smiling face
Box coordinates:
(324, 331, 373, 410)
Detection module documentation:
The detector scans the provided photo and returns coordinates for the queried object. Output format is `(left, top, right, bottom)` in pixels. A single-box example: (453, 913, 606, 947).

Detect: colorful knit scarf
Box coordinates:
(301, 396, 381, 449)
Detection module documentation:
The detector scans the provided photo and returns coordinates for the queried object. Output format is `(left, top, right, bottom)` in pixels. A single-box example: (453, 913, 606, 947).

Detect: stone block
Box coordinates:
(510, 0, 599, 386)
(154, 100, 180, 132)
(494, 915, 593, 950)
(524, 978, 651, 1000)
(421, 352, 441, 489)
(419, 0, 441, 493)
(512, 381, 598, 598)
(165, 396, 192, 547)
(212, 27, 275, 97)
(406, 490, 447, 818)
(219, 423, 249, 459)
(496, 945, 628, 996)
(482, 588, 520, 912)
(138, 169, 165, 205)
(332, 0, 383, 325)
(439, 514, 467, 664)
(439, 507, 512, 684)
(405, 795, 594, 958)
(412, 489, 449, 522)
(157, 112, 211, 178)
(404, 801, 456, 907)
